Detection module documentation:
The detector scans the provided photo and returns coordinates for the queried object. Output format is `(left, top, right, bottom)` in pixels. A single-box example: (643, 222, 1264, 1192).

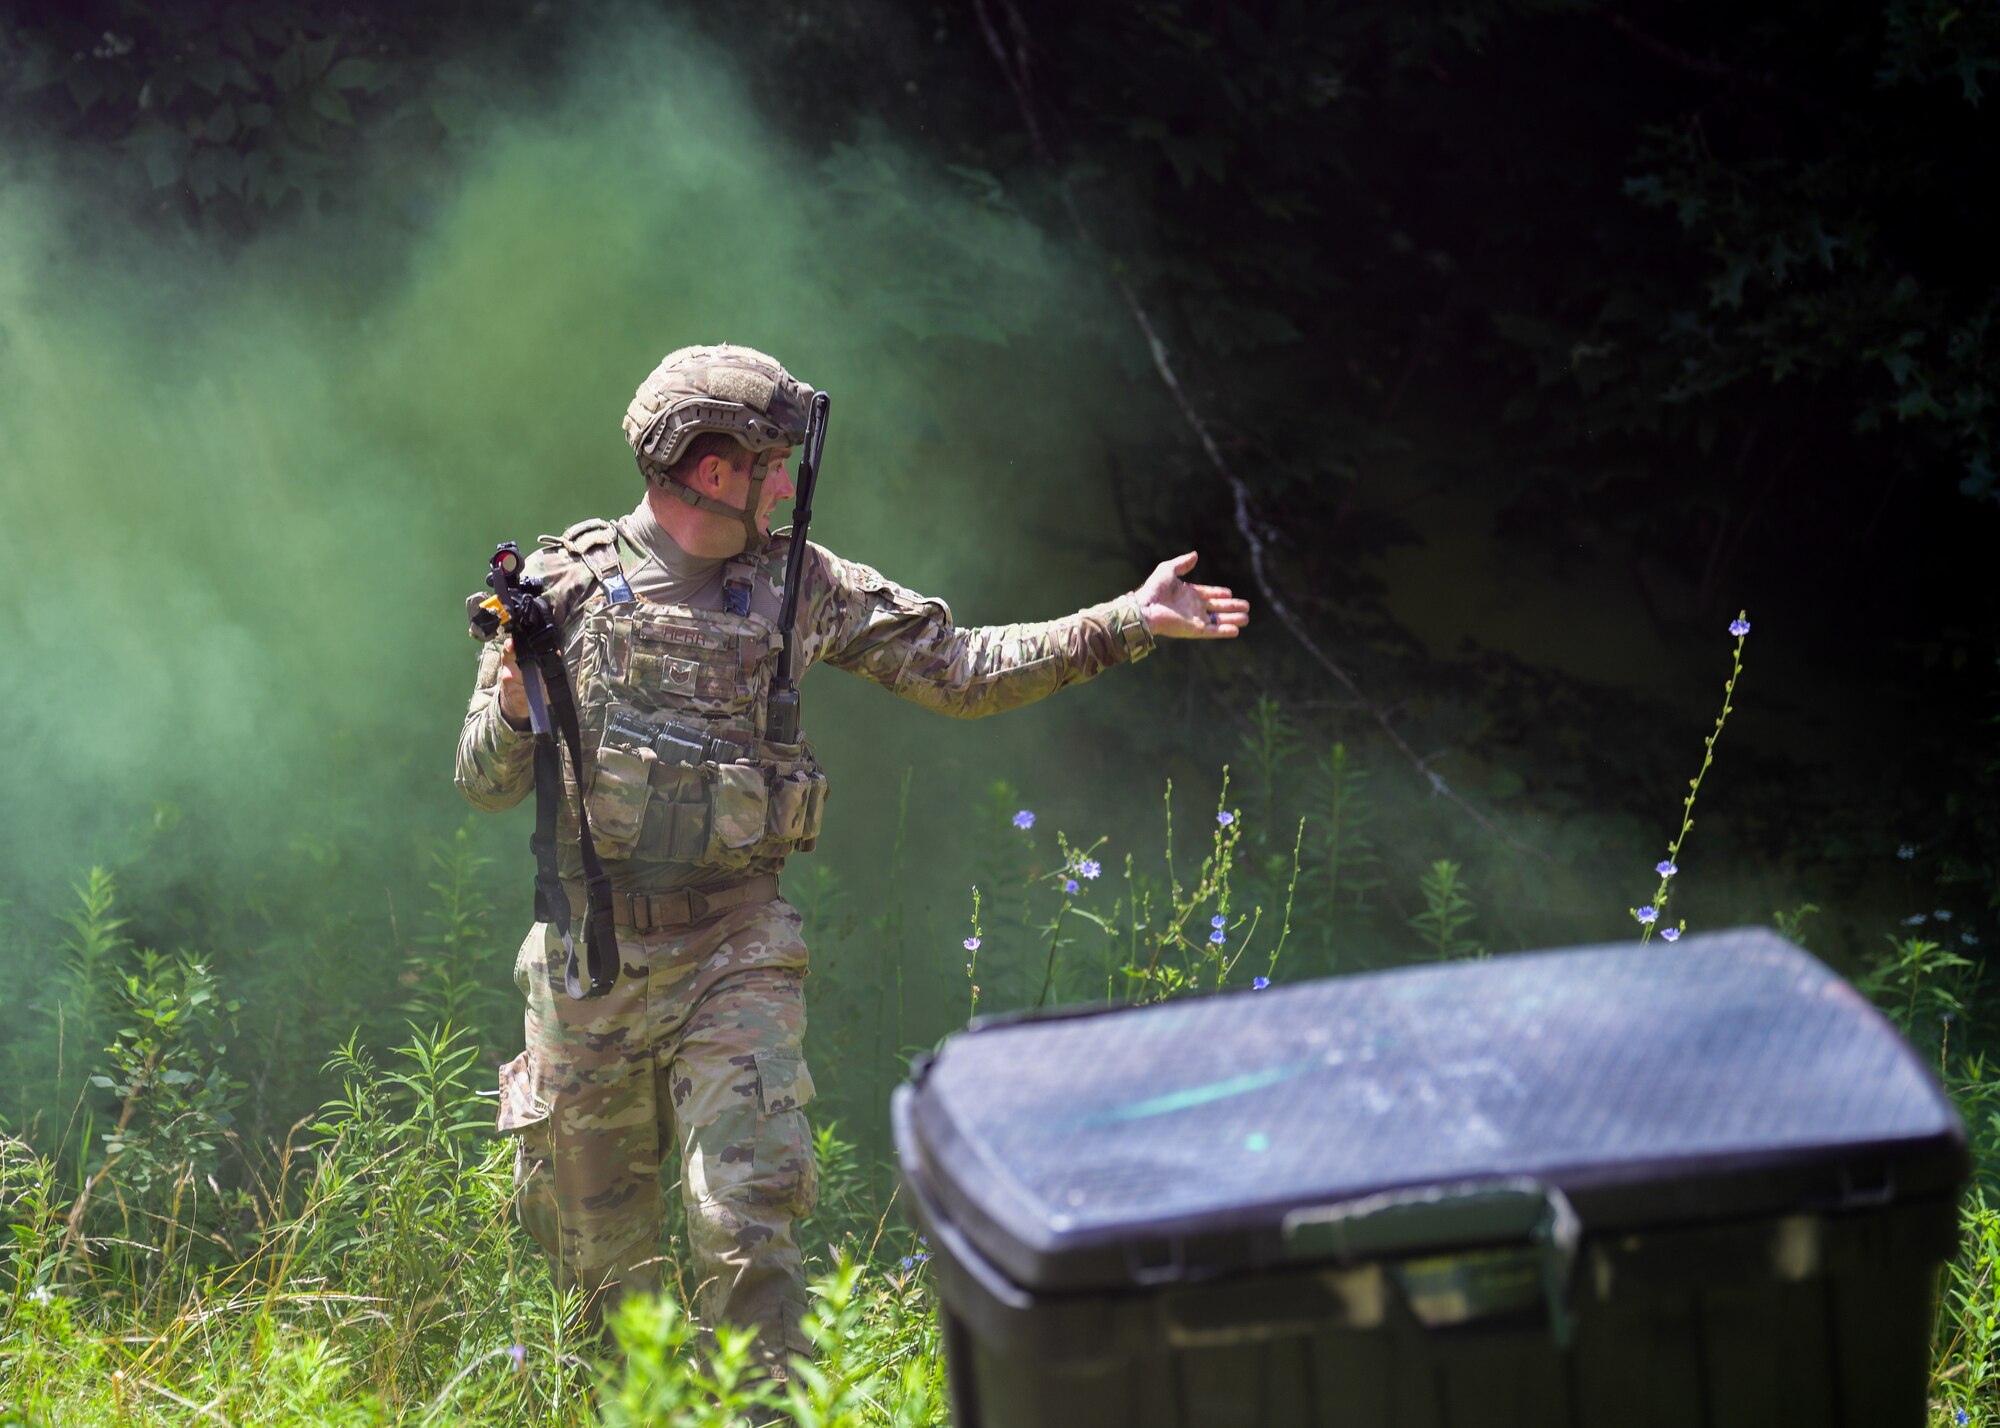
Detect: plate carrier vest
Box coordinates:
(546, 519, 829, 875)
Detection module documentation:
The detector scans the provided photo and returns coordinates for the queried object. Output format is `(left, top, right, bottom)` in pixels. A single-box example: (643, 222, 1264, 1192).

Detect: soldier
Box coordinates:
(454, 343, 1249, 1378)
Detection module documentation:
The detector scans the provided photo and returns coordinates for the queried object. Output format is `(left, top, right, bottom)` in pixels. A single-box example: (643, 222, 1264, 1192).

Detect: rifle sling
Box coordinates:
(526, 645, 619, 1001)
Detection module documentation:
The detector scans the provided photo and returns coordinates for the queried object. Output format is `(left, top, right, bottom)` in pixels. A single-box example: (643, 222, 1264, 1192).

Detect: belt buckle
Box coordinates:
(685, 887, 712, 923)
(629, 894, 652, 933)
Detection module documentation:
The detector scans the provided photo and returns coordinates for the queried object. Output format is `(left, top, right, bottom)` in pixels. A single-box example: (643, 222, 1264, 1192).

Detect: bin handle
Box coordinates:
(1282, 1177, 1581, 1349)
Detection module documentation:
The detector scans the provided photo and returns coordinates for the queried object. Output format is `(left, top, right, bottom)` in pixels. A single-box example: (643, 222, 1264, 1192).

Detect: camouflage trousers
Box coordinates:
(496, 892, 817, 1374)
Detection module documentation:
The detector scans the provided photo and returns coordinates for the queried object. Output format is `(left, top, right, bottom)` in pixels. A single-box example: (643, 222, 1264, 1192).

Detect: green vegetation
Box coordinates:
(0, 859, 947, 1425)
(3, 726, 1996, 1423)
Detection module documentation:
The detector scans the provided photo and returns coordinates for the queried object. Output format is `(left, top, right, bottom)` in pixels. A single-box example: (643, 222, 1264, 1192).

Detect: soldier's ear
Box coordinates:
(698, 450, 754, 492)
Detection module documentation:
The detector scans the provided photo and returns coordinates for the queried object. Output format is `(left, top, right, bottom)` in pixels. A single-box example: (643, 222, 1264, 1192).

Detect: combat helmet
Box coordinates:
(622, 344, 815, 555)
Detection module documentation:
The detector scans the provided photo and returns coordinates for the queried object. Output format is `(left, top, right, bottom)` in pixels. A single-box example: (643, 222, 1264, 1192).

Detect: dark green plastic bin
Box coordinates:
(891, 929, 1967, 1427)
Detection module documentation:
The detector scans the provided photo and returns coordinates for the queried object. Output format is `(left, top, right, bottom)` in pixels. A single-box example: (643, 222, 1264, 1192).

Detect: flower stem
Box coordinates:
(1640, 611, 1749, 945)
(966, 886, 983, 1024)
(1034, 902, 1069, 1010)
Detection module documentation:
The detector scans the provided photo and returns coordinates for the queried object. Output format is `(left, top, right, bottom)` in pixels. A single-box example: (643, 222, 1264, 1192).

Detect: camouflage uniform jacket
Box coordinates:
(455, 514, 1155, 891)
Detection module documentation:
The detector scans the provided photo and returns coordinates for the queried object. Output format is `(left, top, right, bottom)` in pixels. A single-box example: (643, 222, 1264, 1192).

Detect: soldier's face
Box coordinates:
(731, 446, 794, 535)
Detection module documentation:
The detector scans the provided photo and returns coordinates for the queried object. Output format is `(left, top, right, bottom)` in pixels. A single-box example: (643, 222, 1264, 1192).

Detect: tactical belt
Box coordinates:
(608, 874, 782, 933)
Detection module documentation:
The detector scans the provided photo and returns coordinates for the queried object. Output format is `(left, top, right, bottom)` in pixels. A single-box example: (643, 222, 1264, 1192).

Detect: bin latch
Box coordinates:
(1834, 1163, 1895, 1210)
(1283, 1177, 1581, 1349)
(1123, 1235, 1188, 1287)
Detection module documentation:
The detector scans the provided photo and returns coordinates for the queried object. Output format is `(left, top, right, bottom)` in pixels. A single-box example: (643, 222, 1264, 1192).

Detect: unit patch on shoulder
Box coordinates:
(559, 518, 619, 551)
(537, 518, 619, 564)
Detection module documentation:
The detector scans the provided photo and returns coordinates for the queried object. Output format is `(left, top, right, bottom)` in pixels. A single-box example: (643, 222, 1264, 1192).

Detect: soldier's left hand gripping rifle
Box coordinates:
(468, 544, 619, 1001)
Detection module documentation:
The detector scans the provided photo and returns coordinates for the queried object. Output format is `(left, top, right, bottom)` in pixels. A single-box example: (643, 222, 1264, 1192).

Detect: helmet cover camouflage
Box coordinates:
(622, 344, 814, 478)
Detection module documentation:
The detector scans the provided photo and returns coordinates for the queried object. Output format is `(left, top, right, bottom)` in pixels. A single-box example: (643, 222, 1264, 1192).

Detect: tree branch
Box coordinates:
(970, 0, 1546, 861)
(1608, 12, 1833, 119)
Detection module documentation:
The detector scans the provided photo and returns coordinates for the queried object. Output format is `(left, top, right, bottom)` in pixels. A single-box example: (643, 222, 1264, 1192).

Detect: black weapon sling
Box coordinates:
(524, 641, 619, 1001)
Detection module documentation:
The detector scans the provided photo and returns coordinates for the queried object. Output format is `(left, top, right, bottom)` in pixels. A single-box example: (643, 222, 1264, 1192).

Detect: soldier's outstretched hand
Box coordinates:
(1137, 552, 1251, 639)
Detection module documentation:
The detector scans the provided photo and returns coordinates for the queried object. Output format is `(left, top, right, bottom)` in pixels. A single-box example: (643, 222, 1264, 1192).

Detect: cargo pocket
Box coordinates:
(705, 762, 768, 857)
(644, 764, 712, 862)
(496, 1050, 558, 1254)
(511, 923, 548, 999)
(584, 743, 653, 860)
(496, 1049, 550, 1136)
(767, 768, 828, 847)
(752, 1048, 818, 1217)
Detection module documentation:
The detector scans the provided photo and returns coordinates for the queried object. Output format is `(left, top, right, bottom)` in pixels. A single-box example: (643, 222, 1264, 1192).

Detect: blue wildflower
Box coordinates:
(963, 936, 981, 952)
(1211, 914, 1226, 929)
(899, 1257, 913, 1270)
(913, 1251, 930, 1263)
(1635, 905, 1659, 925)
(1729, 616, 1751, 637)
(1065, 878, 1079, 894)
(1209, 928, 1226, 945)
(1217, 810, 1235, 826)
(1897, 843, 1916, 860)
(1253, 977, 1270, 991)
(1903, 913, 1928, 926)
(1661, 927, 1681, 943)
(508, 1344, 527, 1371)
(1079, 859, 1102, 879)
(1655, 860, 1678, 877)
(1012, 809, 1035, 830)
(1956, 1409, 1968, 1426)
(1935, 909, 1954, 922)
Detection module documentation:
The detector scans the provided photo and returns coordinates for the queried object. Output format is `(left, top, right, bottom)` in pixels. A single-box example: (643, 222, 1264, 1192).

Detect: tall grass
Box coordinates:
(2, 701, 1995, 1423)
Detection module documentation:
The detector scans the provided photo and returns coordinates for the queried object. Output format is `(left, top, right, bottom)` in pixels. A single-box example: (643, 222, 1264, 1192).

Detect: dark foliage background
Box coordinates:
(1, 0, 1993, 1162)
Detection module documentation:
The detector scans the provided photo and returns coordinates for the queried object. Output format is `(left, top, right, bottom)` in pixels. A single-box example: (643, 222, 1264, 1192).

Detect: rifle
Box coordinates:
(468, 543, 619, 1001)
(765, 390, 830, 745)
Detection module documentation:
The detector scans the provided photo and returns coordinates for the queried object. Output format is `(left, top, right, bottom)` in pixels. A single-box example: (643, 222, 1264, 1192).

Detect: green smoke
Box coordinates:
(0, 19, 1183, 1077)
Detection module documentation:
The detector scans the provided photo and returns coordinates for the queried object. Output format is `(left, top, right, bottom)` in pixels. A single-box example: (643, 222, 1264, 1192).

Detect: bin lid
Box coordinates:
(898, 929, 1967, 1294)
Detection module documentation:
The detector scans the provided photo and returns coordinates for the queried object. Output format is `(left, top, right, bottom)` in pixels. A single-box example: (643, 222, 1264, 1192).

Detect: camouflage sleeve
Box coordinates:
(454, 639, 536, 812)
(799, 545, 1156, 718)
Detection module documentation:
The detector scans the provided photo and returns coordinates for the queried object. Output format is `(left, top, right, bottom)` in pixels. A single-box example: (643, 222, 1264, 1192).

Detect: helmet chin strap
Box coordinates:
(736, 459, 772, 555)
(666, 452, 775, 556)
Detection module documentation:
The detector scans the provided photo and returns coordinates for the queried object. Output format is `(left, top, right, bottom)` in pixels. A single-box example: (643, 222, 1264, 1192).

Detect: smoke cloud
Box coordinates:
(0, 16, 1182, 1092)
